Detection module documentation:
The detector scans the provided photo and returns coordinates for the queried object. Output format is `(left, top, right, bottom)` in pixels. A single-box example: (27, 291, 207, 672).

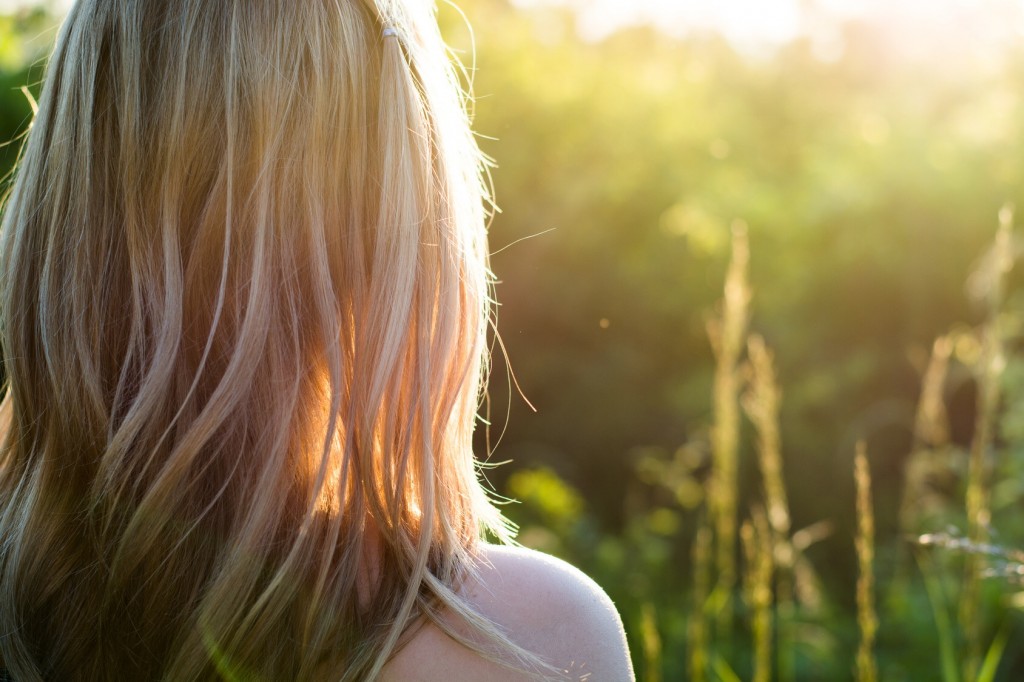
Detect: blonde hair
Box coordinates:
(0, 0, 519, 679)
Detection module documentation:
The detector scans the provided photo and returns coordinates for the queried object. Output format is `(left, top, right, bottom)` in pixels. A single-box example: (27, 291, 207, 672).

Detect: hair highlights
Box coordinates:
(0, 0, 515, 679)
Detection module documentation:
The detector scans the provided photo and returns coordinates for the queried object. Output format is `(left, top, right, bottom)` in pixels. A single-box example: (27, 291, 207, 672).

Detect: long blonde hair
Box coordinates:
(0, 0, 515, 678)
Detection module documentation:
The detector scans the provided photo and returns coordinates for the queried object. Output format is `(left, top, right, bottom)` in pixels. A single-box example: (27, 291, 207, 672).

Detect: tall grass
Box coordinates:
(960, 206, 1014, 681)
(901, 334, 954, 532)
(640, 603, 663, 682)
(676, 211, 1020, 680)
(504, 210, 1021, 679)
(688, 520, 712, 682)
(854, 442, 878, 682)
(741, 508, 774, 682)
(742, 334, 796, 682)
(706, 220, 751, 638)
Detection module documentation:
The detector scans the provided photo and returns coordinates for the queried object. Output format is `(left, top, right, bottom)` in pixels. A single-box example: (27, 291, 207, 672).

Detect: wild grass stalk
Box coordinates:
(639, 603, 662, 682)
(916, 531, 1022, 681)
(742, 336, 791, 542)
(742, 334, 795, 682)
(901, 334, 954, 532)
(741, 508, 774, 682)
(707, 220, 751, 637)
(915, 550, 960, 682)
(854, 442, 878, 682)
(913, 335, 954, 450)
(960, 206, 1014, 680)
(688, 520, 713, 682)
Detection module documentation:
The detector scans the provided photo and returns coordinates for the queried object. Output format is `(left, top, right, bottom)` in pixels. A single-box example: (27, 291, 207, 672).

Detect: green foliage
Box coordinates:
(0, 7, 53, 182)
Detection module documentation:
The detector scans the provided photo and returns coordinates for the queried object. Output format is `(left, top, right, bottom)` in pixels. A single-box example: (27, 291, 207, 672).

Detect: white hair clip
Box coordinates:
(382, 27, 398, 38)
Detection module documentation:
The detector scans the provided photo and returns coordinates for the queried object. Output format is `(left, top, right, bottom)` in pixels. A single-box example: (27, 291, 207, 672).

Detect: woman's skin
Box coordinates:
(382, 544, 636, 681)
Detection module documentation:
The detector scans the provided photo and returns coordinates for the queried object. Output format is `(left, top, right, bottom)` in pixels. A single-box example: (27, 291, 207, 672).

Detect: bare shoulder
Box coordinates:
(466, 544, 634, 678)
(380, 544, 635, 681)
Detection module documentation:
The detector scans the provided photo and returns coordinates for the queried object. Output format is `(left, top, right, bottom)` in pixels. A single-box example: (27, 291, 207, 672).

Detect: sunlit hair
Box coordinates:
(0, 0, 520, 679)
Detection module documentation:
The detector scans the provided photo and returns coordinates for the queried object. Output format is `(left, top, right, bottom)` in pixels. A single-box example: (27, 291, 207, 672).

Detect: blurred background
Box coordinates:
(5, 0, 1024, 679)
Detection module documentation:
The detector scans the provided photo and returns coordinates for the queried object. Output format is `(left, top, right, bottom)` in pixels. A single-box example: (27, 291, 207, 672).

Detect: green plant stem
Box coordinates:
(708, 221, 750, 639)
(855, 442, 878, 682)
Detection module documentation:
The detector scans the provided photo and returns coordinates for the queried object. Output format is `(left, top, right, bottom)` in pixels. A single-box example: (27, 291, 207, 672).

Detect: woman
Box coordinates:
(0, 0, 633, 680)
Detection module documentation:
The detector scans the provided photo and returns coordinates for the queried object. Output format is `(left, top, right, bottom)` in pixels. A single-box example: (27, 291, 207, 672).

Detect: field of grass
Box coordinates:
(505, 214, 1024, 679)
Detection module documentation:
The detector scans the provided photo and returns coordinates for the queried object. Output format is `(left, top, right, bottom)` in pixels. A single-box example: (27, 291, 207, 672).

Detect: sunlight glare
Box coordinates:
(512, 0, 1024, 63)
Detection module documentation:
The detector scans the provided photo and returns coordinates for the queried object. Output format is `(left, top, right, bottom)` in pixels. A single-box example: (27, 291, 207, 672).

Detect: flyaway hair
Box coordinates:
(0, 0, 523, 679)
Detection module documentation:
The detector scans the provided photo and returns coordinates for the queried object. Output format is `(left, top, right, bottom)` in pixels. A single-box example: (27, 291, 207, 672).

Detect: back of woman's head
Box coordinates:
(0, 0, 510, 678)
